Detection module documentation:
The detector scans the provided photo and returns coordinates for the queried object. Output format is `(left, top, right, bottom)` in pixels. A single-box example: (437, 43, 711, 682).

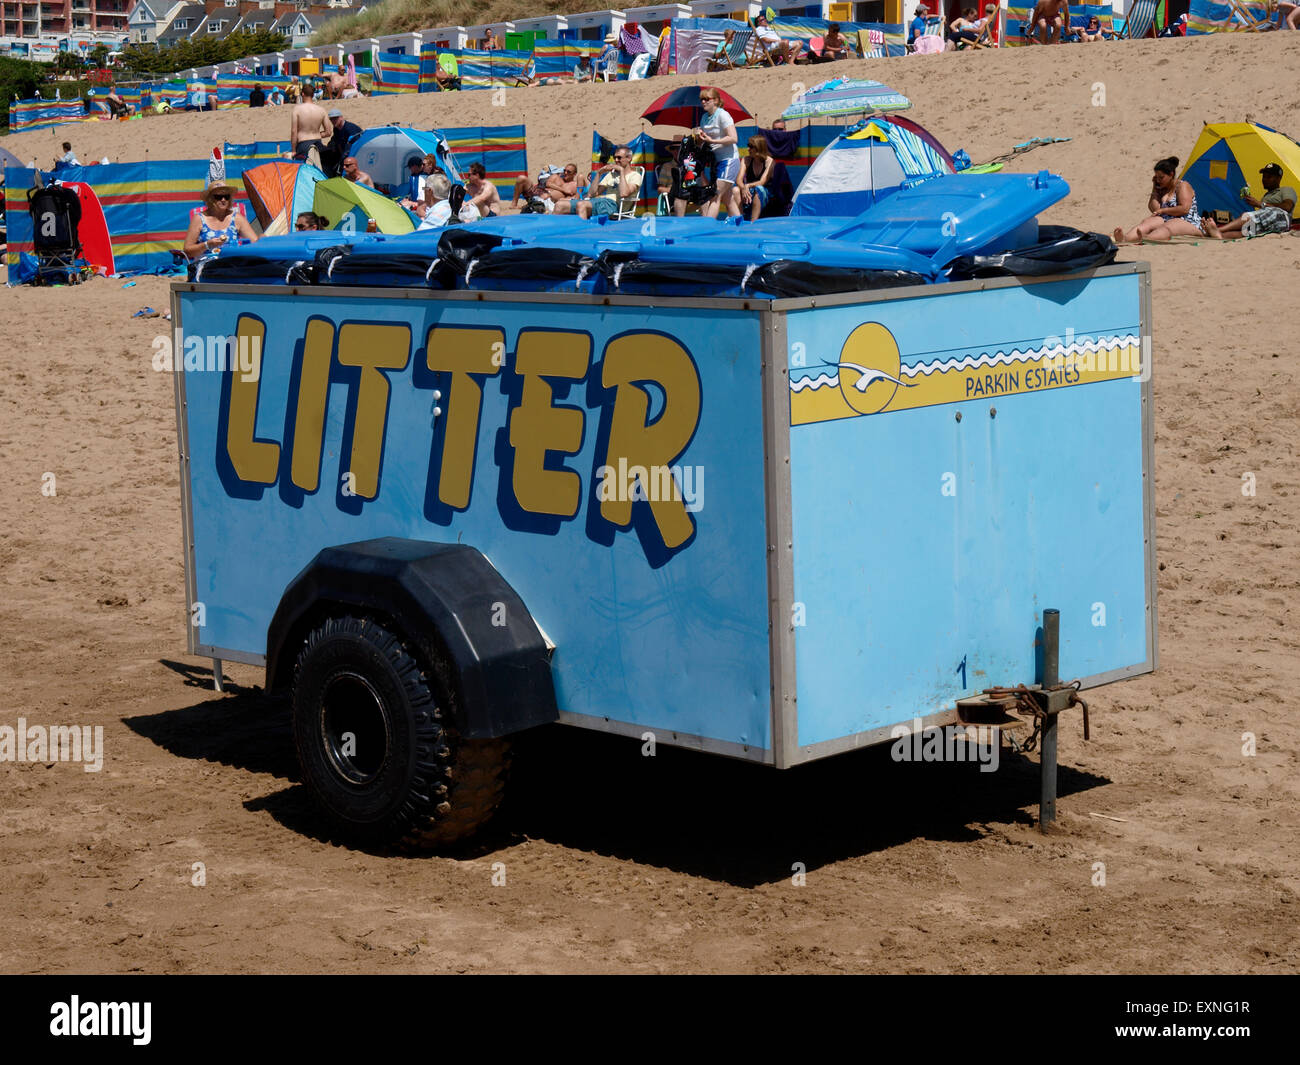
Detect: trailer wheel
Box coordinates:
(291, 615, 509, 849)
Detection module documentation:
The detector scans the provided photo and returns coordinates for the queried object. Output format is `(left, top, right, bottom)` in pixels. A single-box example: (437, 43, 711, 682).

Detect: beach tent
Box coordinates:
(1181, 121, 1300, 217)
(0, 145, 22, 170)
(350, 127, 460, 194)
(243, 160, 326, 234)
(313, 178, 418, 235)
(790, 117, 953, 217)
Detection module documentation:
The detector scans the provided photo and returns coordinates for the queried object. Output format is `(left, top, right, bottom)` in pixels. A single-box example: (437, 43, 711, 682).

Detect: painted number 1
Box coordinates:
(955, 654, 967, 689)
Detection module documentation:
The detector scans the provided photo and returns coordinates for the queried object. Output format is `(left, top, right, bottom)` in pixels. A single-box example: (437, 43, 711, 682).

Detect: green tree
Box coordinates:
(89, 44, 110, 69)
(54, 52, 86, 76)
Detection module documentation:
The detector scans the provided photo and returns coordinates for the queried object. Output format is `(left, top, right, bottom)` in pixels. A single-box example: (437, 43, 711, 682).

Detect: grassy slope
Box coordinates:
(312, 0, 624, 45)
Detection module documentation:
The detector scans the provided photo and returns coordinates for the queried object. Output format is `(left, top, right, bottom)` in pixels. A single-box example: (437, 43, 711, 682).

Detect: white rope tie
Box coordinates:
(612, 262, 625, 289)
(740, 263, 759, 292)
(425, 259, 440, 282)
(464, 257, 478, 284)
(285, 260, 305, 284)
(575, 262, 591, 289)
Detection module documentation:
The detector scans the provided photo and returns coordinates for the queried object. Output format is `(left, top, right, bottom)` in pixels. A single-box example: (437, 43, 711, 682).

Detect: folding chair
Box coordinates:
(746, 33, 779, 66)
(611, 167, 645, 219)
(709, 28, 754, 70)
(857, 28, 886, 57)
(1120, 0, 1159, 38)
(1222, 0, 1280, 29)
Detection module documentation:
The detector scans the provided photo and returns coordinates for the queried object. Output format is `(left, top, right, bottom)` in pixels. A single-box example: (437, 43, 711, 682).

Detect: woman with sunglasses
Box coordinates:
(184, 180, 259, 260)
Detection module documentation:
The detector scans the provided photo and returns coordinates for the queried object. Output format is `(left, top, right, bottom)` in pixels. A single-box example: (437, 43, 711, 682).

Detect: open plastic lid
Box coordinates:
(826, 171, 1069, 264)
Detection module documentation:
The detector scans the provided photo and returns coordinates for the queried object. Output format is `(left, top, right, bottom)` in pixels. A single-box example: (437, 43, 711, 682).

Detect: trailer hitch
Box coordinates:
(954, 609, 1091, 832)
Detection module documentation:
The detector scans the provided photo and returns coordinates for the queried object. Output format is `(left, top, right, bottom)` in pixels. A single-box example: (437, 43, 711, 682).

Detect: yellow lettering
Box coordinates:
(426, 326, 504, 509)
(290, 318, 336, 492)
(509, 330, 591, 517)
(600, 334, 701, 549)
(225, 315, 278, 484)
(336, 323, 411, 499)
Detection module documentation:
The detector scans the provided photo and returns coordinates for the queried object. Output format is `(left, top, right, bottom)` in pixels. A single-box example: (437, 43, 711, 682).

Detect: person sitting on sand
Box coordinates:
(465, 162, 502, 217)
(105, 88, 133, 117)
(574, 55, 595, 83)
(1203, 163, 1296, 239)
(971, 3, 999, 46)
(822, 22, 850, 59)
(946, 7, 982, 48)
(325, 68, 348, 100)
(342, 157, 374, 189)
(1030, 0, 1068, 43)
(708, 28, 740, 70)
(754, 14, 795, 64)
(1278, 0, 1300, 29)
(184, 179, 258, 260)
(1080, 15, 1115, 40)
(513, 163, 579, 212)
(577, 145, 642, 219)
(1113, 156, 1204, 244)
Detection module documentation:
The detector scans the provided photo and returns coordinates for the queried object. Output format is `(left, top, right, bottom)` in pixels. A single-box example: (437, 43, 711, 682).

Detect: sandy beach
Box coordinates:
(0, 31, 1297, 974)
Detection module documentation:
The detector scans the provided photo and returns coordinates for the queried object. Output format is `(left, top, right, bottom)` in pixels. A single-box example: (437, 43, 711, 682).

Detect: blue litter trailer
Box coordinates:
(170, 179, 1155, 847)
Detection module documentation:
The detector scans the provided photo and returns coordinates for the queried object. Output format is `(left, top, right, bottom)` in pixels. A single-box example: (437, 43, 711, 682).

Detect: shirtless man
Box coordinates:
(465, 162, 501, 217)
(325, 67, 348, 100)
(513, 163, 580, 211)
(290, 85, 338, 175)
(342, 157, 375, 188)
(1030, 0, 1068, 43)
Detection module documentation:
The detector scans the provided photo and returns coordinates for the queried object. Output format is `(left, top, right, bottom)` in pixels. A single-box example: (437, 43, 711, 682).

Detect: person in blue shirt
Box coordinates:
(909, 3, 930, 46)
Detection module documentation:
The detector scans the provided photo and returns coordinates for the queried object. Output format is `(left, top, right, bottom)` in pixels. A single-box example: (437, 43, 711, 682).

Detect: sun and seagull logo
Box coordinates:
(790, 321, 1143, 426)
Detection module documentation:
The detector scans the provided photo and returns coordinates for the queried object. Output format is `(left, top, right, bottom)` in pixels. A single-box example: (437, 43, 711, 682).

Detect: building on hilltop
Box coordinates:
(1, 0, 131, 44)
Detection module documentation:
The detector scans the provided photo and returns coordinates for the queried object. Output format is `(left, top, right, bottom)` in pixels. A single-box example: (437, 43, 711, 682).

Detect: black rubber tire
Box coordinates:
(291, 615, 509, 849)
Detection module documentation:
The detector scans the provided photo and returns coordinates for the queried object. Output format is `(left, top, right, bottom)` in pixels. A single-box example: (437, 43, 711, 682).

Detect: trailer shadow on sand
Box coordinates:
(126, 661, 1108, 889)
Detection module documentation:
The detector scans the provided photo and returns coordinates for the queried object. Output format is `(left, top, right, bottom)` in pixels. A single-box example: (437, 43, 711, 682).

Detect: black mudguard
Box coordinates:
(266, 538, 557, 739)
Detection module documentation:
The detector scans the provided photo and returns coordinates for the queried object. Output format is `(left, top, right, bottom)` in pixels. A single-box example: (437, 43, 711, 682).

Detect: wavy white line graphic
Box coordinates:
(791, 335, 1141, 391)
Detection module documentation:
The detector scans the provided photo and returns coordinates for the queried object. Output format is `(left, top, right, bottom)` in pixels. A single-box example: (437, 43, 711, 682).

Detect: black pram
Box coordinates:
(27, 184, 84, 286)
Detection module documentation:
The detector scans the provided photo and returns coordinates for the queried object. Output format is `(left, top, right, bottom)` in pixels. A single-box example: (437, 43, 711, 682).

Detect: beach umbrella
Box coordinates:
(781, 78, 911, 123)
(313, 178, 419, 235)
(349, 126, 459, 195)
(243, 160, 326, 234)
(640, 86, 751, 128)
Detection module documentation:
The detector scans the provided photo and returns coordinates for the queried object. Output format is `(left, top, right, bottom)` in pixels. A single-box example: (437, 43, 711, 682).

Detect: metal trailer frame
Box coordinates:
(171, 260, 1156, 769)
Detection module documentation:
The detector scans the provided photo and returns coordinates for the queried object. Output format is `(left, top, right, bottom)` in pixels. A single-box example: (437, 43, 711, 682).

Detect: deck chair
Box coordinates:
(1120, 0, 1158, 37)
(746, 33, 779, 66)
(27, 184, 83, 286)
(437, 52, 462, 90)
(709, 28, 753, 69)
(857, 28, 886, 57)
(1222, 0, 1280, 29)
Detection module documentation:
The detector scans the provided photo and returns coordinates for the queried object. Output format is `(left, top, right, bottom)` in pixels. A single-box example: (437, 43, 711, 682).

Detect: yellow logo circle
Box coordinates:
(837, 322, 903, 416)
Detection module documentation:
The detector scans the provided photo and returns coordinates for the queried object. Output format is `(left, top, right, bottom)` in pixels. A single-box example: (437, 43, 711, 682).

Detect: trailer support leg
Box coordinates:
(1039, 609, 1059, 832)
(212, 657, 225, 693)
